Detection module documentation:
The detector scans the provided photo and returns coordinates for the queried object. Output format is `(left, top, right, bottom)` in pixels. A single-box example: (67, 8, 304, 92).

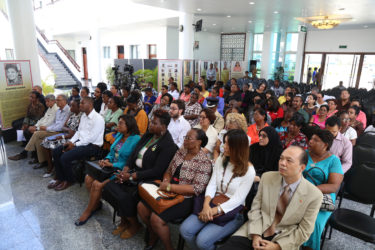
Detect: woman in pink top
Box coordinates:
(351, 99, 367, 127)
(310, 104, 329, 129)
(327, 99, 338, 118)
(179, 84, 191, 102)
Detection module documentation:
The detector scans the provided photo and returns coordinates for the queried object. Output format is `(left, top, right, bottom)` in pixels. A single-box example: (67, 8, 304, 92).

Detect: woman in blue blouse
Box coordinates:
(302, 128, 343, 250)
(75, 114, 140, 226)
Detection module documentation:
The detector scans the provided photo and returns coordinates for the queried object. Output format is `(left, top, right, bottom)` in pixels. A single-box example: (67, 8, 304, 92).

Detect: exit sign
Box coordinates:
(339, 45, 347, 49)
(299, 25, 307, 32)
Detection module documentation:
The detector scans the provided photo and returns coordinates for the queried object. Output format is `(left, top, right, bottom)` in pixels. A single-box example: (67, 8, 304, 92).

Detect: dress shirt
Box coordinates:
(194, 124, 218, 159)
(70, 109, 105, 147)
(329, 132, 353, 173)
(271, 86, 284, 98)
(202, 97, 225, 116)
(168, 115, 191, 148)
(46, 104, 70, 132)
(205, 155, 255, 213)
(100, 103, 108, 117)
(169, 90, 180, 100)
(36, 104, 58, 128)
(206, 68, 216, 81)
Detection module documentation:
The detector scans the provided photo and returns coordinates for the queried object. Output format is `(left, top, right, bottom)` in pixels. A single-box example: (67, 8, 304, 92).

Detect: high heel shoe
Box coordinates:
(74, 202, 103, 226)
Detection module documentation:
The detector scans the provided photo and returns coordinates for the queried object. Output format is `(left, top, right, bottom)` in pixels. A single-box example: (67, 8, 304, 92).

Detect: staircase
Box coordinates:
(37, 40, 81, 88)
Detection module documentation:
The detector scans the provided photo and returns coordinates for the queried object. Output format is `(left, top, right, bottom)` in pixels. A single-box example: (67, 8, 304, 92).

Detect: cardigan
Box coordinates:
(127, 131, 178, 182)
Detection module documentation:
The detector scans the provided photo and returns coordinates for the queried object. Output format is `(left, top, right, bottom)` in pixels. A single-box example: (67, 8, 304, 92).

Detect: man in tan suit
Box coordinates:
(220, 146, 322, 250)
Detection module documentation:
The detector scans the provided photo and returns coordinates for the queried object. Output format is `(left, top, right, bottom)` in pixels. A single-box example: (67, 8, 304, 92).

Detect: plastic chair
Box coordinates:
(321, 163, 375, 248)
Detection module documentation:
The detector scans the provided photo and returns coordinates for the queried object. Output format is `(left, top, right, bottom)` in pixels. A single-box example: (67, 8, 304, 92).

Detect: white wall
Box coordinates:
(166, 26, 179, 59)
(305, 28, 375, 52)
(193, 31, 221, 60)
(0, 11, 14, 60)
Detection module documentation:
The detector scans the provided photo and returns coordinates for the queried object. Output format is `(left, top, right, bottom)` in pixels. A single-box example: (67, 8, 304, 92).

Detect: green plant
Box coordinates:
(273, 66, 285, 81)
(106, 65, 115, 85)
(42, 74, 55, 94)
(134, 67, 158, 90)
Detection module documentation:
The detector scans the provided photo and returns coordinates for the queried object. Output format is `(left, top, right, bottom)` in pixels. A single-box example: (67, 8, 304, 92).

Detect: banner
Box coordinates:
(158, 60, 183, 91)
(230, 61, 246, 80)
(0, 60, 33, 129)
(220, 61, 231, 84)
(183, 60, 194, 86)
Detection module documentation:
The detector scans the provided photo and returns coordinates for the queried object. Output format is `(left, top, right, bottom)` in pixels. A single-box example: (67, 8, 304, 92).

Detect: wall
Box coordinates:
(305, 28, 375, 53)
(193, 31, 221, 60)
(166, 26, 179, 59)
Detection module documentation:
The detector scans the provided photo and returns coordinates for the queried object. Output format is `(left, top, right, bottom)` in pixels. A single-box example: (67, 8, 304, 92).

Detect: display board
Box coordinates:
(0, 60, 33, 129)
(220, 61, 231, 84)
(230, 61, 246, 80)
(158, 60, 183, 91)
(183, 60, 194, 86)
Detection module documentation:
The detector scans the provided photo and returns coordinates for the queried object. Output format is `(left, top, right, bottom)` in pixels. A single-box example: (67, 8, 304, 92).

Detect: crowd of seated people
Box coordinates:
(8, 77, 375, 250)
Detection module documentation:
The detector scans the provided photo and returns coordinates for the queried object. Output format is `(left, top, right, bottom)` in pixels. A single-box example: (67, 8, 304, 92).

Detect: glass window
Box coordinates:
(253, 34, 263, 51)
(5, 49, 14, 60)
(284, 54, 297, 81)
(103, 46, 110, 59)
(286, 33, 298, 52)
(303, 54, 323, 84)
(130, 45, 140, 59)
(323, 54, 360, 89)
(359, 55, 375, 90)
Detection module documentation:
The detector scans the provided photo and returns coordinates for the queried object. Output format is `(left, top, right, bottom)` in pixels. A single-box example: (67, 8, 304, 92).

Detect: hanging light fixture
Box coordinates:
(311, 19, 341, 29)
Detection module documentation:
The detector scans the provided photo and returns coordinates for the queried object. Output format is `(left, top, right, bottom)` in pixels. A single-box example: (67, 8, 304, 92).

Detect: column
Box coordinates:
(179, 13, 194, 60)
(6, 0, 41, 86)
(260, 31, 272, 79)
(294, 31, 306, 83)
(88, 26, 102, 85)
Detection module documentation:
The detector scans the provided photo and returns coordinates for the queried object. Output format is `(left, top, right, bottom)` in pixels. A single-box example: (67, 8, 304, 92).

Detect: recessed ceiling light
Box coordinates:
(197, 8, 202, 11)
(227, 15, 231, 18)
(212, 23, 216, 26)
(274, 11, 279, 14)
(248, 20, 252, 23)
(160, 0, 164, 2)
(249, 1, 255, 4)
(364, 25, 368, 28)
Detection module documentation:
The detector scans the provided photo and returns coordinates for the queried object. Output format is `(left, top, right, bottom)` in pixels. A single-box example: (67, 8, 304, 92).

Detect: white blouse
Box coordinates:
(205, 155, 255, 213)
(195, 124, 218, 159)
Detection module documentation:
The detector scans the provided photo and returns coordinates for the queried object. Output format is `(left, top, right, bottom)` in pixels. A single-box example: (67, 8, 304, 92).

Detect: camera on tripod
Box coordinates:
(112, 64, 138, 90)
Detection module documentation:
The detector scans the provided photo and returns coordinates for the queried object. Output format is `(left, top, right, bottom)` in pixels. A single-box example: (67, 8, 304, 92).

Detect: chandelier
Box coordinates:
(311, 19, 341, 29)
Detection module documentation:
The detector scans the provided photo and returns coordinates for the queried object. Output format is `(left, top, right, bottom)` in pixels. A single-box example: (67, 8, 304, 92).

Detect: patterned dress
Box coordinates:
(41, 112, 82, 149)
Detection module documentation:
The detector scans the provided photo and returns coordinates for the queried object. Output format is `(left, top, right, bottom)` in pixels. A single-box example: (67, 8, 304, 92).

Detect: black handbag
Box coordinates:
(303, 166, 335, 212)
(85, 161, 116, 182)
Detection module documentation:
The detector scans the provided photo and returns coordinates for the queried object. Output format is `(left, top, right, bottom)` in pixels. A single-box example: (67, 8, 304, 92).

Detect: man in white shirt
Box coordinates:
(168, 82, 180, 100)
(168, 100, 191, 148)
(8, 94, 58, 161)
(48, 97, 105, 191)
(206, 63, 216, 89)
(25, 94, 70, 169)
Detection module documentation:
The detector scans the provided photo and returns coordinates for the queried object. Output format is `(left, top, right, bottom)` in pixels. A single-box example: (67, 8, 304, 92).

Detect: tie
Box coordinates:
(264, 185, 290, 237)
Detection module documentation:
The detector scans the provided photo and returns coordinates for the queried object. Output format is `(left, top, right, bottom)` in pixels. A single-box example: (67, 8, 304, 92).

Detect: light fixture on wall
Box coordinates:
(296, 15, 352, 30)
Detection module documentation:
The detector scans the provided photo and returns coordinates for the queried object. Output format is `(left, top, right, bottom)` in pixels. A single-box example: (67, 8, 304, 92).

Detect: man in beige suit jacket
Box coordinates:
(220, 146, 322, 250)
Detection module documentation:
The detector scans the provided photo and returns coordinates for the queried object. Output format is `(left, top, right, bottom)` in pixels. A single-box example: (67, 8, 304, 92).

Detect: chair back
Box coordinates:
(356, 131, 375, 147)
(352, 144, 375, 168)
(344, 162, 375, 205)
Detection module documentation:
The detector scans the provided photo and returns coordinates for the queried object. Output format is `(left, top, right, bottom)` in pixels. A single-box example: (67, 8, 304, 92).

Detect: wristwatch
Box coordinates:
(129, 175, 133, 181)
(166, 183, 171, 192)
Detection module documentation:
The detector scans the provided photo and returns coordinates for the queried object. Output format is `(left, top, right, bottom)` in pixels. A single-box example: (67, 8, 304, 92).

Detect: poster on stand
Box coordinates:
(0, 60, 33, 129)
(183, 60, 194, 86)
(230, 61, 246, 80)
(194, 61, 199, 83)
(220, 61, 231, 84)
(199, 60, 220, 82)
(158, 60, 182, 91)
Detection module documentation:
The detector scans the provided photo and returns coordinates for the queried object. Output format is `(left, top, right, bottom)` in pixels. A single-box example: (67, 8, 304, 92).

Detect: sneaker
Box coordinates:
(43, 173, 53, 178)
(48, 179, 56, 185)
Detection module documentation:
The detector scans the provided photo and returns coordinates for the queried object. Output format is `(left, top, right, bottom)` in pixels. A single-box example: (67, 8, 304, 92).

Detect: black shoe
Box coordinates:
(28, 159, 38, 164)
(33, 162, 47, 169)
(8, 153, 27, 161)
(74, 202, 102, 226)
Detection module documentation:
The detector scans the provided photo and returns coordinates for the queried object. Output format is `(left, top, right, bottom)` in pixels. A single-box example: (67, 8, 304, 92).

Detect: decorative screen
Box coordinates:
(220, 33, 246, 61)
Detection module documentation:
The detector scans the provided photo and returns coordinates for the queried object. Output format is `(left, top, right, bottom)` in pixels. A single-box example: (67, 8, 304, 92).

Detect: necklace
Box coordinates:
(309, 151, 329, 167)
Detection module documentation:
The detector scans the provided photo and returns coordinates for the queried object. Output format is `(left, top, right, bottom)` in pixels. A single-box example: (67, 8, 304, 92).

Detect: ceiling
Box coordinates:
(131, 0, 375, 33)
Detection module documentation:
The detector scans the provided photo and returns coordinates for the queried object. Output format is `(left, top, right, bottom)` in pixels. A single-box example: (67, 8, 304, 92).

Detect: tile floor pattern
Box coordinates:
(0, 141, 373, 250)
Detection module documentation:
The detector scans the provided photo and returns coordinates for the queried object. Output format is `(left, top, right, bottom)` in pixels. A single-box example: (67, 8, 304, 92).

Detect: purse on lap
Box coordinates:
(138, 181, 185, 214)
(85, 161, 116, 182)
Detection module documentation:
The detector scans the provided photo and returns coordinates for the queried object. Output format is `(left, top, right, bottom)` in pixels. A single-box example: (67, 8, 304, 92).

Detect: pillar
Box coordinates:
(6, 0, 41, 86)
(260, 31, 272, 79)
(179, 13, 194, 60)
(88, 26, 102, 85)
(294, 31, 306, 83)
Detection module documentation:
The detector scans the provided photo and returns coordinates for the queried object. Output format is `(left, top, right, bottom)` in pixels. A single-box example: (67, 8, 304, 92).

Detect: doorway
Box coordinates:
(117, 45, 124, 59)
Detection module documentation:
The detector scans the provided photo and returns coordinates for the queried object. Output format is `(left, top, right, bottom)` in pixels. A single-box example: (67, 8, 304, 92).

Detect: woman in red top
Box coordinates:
(266, 96, 284, 122)
(247, 108, 269, 145)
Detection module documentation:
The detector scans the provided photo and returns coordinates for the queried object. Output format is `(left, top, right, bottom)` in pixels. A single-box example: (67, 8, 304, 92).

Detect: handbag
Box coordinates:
(138, 181, 185, 214)
(303, 166, 335, 212)
(85, 161, 116, 182)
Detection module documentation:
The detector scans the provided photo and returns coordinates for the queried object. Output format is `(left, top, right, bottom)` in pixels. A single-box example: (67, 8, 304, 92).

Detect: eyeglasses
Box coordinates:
(259, 133, 268, 139)
(341, 118, 350, 122)
(183, 136, 196, 141)
(199, 116, 207, 119)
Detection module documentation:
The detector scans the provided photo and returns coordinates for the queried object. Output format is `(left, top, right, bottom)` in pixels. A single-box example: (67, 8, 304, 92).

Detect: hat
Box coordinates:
(206, 97, 219, 108)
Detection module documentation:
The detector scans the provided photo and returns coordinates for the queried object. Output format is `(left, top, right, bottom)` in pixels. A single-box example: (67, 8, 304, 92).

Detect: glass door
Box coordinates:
(323, 54, 360, 89)
(302, 54, 323, 84)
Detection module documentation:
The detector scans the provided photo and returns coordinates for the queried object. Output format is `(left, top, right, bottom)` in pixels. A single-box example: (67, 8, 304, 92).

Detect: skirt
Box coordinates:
(102, 180, 139, 217)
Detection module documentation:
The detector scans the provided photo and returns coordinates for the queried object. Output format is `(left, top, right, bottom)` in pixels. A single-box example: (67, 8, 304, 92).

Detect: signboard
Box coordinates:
(0, 60, 33, 129)
(158, 60, 182, 91)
